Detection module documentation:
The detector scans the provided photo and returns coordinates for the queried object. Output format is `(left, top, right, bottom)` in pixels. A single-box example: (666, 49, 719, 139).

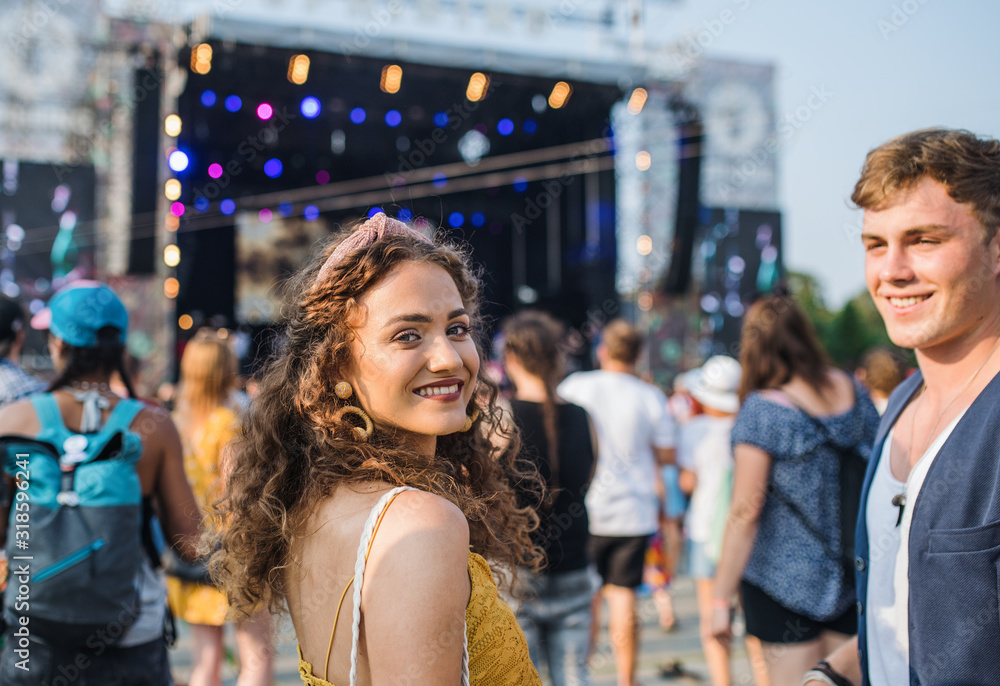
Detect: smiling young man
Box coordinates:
(803, 129, 1000, 686)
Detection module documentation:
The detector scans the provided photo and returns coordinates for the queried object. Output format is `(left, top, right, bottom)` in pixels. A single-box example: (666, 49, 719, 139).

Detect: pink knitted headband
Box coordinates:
(314, 212, 434, 284)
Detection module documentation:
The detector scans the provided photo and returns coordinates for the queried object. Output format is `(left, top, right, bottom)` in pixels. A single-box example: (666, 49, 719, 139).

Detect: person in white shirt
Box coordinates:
(558, 319, 675, 686)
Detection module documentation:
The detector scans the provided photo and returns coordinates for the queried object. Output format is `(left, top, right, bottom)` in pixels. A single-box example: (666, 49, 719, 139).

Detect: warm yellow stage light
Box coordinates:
(178, 314, 193, 330)
(163, 244, 181, 267)
(627, 88, 648, 115)
(635, 151, 652, 171)
(548, 81, 572, 109)
(380, 64, 403, 94)
(164, 114, 182, 137)
(164, 179, 181, 201)
(637, 235, 653, 255)
(191, 43, 213, 74)
(288, 54, 310, 84)
(466, 72, 490, 102)
(164, 277, 179, 299)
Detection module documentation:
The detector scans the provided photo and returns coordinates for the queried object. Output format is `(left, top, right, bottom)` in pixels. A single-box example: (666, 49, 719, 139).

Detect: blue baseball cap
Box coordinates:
(31, 281, 129, 348)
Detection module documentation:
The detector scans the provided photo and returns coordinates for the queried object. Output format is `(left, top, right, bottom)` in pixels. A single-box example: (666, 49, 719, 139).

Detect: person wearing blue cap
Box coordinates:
(0, 281, 202, 685)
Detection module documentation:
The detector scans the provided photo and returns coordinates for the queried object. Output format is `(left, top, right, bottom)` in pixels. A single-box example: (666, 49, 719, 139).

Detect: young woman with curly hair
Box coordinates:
(210, 213, 544, 686)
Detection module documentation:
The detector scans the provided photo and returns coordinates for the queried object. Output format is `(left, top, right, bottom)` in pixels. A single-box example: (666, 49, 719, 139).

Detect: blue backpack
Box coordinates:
(2, 393, 146, 649)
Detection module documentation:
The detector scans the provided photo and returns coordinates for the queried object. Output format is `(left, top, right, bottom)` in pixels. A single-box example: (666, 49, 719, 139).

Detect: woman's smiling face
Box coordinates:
(343, 260, 480, 455)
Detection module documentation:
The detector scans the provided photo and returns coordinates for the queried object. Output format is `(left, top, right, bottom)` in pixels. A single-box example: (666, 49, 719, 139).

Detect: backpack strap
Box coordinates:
(100, 398, 145, 437)
(30, 393, 72, 445)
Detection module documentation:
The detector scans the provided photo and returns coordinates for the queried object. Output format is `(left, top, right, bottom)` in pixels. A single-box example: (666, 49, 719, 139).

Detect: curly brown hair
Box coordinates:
(851, 128, 1000, 239)
(209, 221, 544, 616)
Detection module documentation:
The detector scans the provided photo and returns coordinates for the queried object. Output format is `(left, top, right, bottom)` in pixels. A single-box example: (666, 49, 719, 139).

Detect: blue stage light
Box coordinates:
(220, 199, 236, 215)
(434, 111, 448, 127)
(367, 207, 383, 218)
(471, 212, 486, 227)
(279, 202, 293, 217)
(224, 95, 242, 112)
(397, 208, 413, 223)
(497, 118, 514, 136)
(523, 118, 537, 134)
(301, 96, 321, 118)
(385, 109, 402, 127)
(194, 197, 210, 212)
(168, 150, 190, 173)
(201, 90, 217, 107)
(433, 173, 447, 188)
(350, 107, 367, 124)
(304, 205, 320, 221)
(263, 158, 283, 178)
(513, 177, 528, 192)
(448, 212, 464, 227)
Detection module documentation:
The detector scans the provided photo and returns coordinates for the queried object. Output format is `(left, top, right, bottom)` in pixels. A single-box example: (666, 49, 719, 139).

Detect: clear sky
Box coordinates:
(654, 0, 1000, 307)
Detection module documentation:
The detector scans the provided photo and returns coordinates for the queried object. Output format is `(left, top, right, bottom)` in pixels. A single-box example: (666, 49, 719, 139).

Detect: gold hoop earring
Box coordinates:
(461, 407, 481, 432)
(334, 381, 353, 400)
(333, 405, 373, 442)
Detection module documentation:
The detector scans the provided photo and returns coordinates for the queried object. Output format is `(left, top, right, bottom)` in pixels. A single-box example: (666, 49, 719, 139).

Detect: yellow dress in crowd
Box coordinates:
(166, 406, 237, 626)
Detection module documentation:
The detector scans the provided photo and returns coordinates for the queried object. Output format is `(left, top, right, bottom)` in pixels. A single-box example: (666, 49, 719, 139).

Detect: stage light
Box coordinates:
(166, 215, 179, 232)
(466, 72, 489, 102)
(433, 111, 448, 127)
(194, 197, 210, 212)
(224, 95, 242, 112)
(367, 207, 383, 218)
(448, 212, 465, 227)
(300, 96, 321, 118)
(548, 81, 572, 109)
(164, 244, 181, 267)
(433, 173, 447, 188)
(257, 103, 273, 120)
(263, 158, 283, 178)
(259, 208, 273, 223)
(279, 202, 293, 217)
(164, 277, 179, 299)
(350, 107, 366, 124)
(169, 202, 185, 217)
(191, 43, 212, 74)
(380, 64, 403, 94)
(331, 130, 346, 154)
(638, 292, 653, 311)
(471, 212, 486, 227)
(531, 94, 547, 113)
(168, 150, 189, 172)
(635, 150, 651, 171)
(316, 170, 330, 184)
(385, 109, 402, 127)
(220, 199, 236, 215)
(637, 235, 653, 255)
(201, 90, 217, 107)
(627, 88, 648, 115)
(304, 205, 319, 221)
(523, 119, 537, 134)
(178, 314, 193, 330)
(458, 130, 489, 165)
(288, 54, 310, 85)
(397, 208, 413, 223)
(164, 179, 181, 200)
(513, 177, 528, 192)
(208, 163, 223, 179)
(164, 114, 182, 137)
(497, 118, 514, 136)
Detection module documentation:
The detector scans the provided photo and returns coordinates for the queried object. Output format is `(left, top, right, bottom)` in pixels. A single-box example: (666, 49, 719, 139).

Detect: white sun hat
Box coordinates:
(686, 355, 742, 413)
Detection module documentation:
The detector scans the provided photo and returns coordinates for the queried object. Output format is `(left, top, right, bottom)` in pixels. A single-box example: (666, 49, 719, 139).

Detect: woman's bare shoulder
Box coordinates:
(0, 398, 40, 436)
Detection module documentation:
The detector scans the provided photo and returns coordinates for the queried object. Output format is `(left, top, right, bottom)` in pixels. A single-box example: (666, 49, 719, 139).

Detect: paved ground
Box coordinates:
(169, 574, 761, 685)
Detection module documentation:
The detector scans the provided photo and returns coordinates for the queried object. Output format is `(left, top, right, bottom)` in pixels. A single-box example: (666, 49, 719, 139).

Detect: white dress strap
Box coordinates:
(347, 485, 470, 686)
